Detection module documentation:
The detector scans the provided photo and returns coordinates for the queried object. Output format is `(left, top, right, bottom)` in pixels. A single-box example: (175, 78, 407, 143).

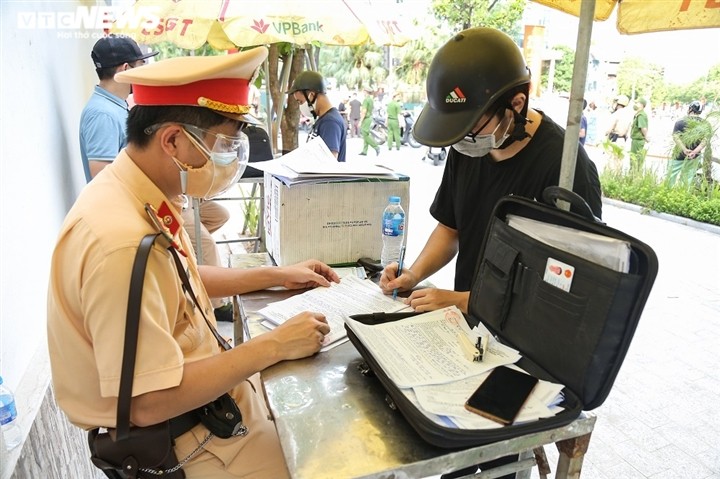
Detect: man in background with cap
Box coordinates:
(359, 86, 381, 156)
(49, 47, 339, 478)
(380, 26, 601, 479)
(605, 94, 632, 144)
(80, 34, 158, 182)
(629, 97, 650, 171)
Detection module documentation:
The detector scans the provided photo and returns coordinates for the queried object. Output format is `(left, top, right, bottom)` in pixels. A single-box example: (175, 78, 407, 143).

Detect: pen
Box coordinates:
(393, 244, 406, 300)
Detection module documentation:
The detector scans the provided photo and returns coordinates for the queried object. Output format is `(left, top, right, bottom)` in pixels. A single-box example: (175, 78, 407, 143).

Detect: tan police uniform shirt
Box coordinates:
(47, 150, 289, 478)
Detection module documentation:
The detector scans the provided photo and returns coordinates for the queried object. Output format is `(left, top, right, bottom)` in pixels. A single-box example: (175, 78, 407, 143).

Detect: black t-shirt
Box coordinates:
(430, 112, 602, 291)
(672, 116, 709, 161)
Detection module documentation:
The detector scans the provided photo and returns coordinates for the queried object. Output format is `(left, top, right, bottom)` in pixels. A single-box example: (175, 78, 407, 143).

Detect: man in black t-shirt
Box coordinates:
(380, 27, 602, 313)
(668, 100, 709, 187)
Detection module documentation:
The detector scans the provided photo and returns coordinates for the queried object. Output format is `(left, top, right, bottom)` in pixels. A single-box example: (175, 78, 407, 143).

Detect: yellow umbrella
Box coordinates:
(110, 0, 415, 49)
(533, 0, 720, 34)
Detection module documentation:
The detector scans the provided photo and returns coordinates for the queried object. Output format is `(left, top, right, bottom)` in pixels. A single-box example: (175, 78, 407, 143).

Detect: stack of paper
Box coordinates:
(248, 137, 400, 186)
(259, 275, 407, 351)
(345, 306, 566, 429)
(507, 214, 632, 273)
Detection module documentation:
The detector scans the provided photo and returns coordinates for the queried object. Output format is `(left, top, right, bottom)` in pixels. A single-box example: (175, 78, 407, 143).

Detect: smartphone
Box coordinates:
(464, 366, 539, 425)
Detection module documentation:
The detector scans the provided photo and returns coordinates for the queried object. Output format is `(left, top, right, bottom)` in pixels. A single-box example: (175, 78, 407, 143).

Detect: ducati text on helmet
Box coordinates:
(413, 27, 531, 147)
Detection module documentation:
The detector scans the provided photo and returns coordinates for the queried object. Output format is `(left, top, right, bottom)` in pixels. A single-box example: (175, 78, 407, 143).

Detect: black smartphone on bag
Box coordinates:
(464, 366, 539, 425)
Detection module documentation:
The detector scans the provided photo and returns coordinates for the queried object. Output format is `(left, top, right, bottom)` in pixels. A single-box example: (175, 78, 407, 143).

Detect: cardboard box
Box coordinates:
(264, 173, 410, 266)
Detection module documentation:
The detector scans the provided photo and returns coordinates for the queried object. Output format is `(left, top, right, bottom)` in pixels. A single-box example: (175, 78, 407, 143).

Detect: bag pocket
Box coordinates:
(468, 231, 519, 331)
(471, 220, 643, 406)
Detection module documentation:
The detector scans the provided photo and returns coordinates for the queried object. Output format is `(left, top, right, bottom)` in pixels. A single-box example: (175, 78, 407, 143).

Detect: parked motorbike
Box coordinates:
(370, 110, 388, 145)
(400, 111, 422, 148)
(423, 146, 447, 166)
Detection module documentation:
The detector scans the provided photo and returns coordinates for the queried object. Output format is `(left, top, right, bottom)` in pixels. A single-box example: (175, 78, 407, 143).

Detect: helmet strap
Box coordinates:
(302, 91, 318, 119)
(496, 104, 531, 149)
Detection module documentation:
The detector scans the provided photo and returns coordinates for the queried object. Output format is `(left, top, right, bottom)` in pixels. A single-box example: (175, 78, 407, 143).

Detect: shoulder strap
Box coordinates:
(117, 233, 159, 440)
(115, 234, 232, 440)
(168, 248, 232, 352)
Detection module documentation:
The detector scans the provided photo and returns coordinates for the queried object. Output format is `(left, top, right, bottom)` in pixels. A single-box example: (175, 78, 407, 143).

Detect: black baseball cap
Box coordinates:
(91, 35, 158, 69)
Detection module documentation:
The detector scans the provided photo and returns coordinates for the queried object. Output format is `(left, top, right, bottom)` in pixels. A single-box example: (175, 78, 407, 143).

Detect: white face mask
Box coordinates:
(299, 101, 315, 119)
(452, 113, 512, 158)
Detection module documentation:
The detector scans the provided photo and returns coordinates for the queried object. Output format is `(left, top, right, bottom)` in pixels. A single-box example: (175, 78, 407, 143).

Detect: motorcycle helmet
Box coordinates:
(615, 95, 629, 107)
(288, 71, 327, 94)
(688, 100, 703, 114)
(413, 27, 531, 146)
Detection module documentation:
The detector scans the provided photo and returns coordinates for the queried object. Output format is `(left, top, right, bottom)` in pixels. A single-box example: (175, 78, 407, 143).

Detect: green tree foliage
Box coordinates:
(431, 0, 525, 35)
(540, 45, 575, 94)
(616, 57, 664, 104)
(319, 44, 387, 91)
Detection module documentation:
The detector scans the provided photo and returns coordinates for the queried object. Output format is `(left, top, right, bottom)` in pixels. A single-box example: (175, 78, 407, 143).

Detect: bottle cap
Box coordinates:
(389, 196, 401, 203)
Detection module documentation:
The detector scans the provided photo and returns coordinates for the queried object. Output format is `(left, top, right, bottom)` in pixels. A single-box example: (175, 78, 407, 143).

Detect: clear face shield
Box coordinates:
(179, 124, 249, 199)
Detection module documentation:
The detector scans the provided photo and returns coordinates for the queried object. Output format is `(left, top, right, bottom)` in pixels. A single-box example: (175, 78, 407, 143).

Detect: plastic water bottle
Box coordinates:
(381, 196, 405, 266)
(0, 376, 22, 450)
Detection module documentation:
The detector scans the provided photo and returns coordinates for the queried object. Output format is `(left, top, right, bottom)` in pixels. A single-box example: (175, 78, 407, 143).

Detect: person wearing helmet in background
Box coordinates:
(381, 26, 602, 320)
(606, 94, 632, 143)
(668, 100, 710, 187)
(289, 70, 347, 162)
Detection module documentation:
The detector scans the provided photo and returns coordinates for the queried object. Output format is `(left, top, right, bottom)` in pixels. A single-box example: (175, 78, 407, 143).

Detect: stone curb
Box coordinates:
(602, 197, 720, 235)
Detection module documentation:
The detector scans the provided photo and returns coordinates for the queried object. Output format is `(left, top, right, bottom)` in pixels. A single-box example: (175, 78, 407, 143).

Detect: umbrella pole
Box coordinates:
(558, 0, 596, 207)
(264, 59, 273, 152)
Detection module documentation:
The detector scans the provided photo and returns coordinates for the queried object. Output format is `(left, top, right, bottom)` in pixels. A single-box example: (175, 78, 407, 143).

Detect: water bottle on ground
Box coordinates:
(0, 375, 22, 450)
(381, 196, 405, 267)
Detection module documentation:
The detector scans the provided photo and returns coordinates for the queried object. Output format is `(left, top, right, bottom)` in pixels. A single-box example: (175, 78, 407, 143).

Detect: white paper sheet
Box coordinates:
(259, 275, 407, 349)
(344, 306, 521, 388)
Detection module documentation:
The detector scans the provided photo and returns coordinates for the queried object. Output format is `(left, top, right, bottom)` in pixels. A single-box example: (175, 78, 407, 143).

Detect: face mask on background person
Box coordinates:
(299, 100, 315, 119)
(172, 125, 249, 199)
(452, 113, 512, 158)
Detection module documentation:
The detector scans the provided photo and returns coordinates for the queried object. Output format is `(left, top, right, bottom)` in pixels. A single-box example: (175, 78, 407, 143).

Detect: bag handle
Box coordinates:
(541, 186, 599, 223)
(117, 234, 159, 440)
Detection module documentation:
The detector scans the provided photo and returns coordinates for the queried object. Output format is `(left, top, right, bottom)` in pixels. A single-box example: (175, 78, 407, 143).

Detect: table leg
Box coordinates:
(534, 446, 551, 478)
(554, 432, 592, 479)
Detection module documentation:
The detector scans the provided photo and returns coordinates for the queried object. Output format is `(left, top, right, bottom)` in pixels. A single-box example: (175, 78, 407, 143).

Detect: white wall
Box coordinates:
(1, 0, 98, 454)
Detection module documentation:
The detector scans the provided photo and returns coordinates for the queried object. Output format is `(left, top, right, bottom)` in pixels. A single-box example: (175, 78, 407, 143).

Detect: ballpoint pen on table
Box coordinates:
(392, 244, 406, 300)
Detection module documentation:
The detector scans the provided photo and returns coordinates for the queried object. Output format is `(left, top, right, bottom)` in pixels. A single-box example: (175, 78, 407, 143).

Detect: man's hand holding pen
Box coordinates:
(380, 259, 419, 297)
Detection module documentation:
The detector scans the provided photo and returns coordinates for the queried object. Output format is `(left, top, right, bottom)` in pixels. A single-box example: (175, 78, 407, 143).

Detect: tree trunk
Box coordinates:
(267, 44, 306, 155)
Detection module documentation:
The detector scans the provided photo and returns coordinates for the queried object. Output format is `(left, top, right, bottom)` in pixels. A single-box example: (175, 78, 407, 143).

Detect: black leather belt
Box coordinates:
(169, 412, 201, 439)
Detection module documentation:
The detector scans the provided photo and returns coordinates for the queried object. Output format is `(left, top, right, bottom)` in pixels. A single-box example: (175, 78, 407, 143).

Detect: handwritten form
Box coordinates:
(345, 306, 566, 428)
(259, 275, 407, 351)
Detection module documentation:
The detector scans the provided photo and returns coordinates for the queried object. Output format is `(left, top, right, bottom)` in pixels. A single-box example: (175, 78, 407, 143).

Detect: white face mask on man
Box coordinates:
(299, 100, 315, 119)
(452, 111, 512, 158)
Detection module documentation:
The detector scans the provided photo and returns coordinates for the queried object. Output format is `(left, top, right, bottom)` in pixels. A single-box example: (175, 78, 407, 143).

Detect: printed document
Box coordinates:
(507, 214, 632, 272)
(344, 306, 521, 388)
(249, 137, 398, 185)
(259, 275, 407, 351)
